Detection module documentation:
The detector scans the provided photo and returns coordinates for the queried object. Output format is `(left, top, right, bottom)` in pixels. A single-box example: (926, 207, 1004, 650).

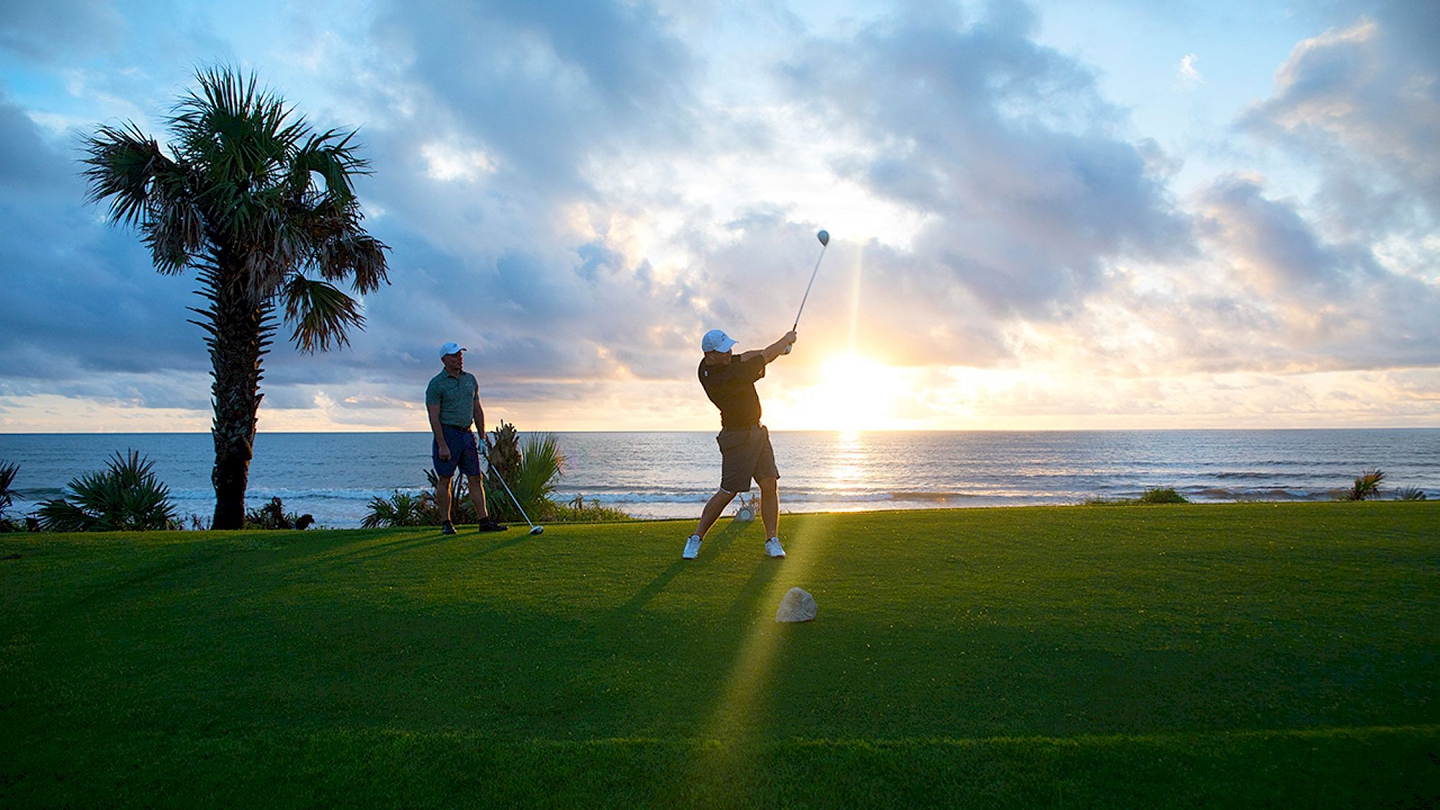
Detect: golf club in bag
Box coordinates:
(481, 443, 544, 535)
(783, 229, 830, 354)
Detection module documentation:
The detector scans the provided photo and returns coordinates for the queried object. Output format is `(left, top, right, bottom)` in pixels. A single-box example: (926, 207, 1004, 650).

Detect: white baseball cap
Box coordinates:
(701, 329, 737, 353)
(440, 342, 466, 358)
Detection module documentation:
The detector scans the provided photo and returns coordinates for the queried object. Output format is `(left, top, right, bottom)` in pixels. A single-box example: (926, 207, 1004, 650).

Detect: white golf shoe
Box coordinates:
(682, 534, 702, 559)
(765, 537, 786, 559)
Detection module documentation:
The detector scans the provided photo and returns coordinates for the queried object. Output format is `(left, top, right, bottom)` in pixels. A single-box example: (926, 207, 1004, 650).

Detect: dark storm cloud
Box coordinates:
(778, 0, 1193, 327)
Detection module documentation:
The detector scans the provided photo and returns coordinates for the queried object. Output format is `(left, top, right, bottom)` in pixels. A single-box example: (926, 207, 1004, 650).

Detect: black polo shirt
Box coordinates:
(698, 354, 767, 429)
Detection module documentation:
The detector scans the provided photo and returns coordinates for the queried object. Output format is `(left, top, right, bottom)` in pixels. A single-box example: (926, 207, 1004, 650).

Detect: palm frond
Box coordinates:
(0, 461, 17, 514)
(282, 275, 364, 353)
(315, 231, 391, 293)
(81, 123, 170, 224)
(291, 130, 368, 201)
(516, 433, 564, 505)
(362, 491, 432, 528)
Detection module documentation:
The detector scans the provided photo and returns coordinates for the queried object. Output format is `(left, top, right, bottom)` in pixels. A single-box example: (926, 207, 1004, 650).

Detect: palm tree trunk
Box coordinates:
(207, 277, 270, 530)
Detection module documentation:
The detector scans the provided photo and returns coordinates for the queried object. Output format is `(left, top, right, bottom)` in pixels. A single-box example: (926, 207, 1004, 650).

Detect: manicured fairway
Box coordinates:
(1, 502, 1437, 808)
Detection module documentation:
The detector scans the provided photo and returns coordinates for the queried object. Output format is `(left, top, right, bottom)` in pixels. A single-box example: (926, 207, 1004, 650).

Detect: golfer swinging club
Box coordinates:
(682, 328, 798, 560)
(426, 342, 507, 535)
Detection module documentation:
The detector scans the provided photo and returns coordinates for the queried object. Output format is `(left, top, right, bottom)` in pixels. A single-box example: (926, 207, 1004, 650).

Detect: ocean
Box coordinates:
(1, 429, 1436, 529)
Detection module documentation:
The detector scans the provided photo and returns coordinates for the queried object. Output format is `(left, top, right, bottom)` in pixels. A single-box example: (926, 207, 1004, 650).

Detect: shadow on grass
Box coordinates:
(600, 521, 751, 629)
(470, 531, 533, 559)
(719, 550, 786, 629)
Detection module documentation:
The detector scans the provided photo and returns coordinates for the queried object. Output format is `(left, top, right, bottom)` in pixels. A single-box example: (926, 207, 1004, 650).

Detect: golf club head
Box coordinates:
(529, 525, 544, 535)
(817, 229, 829, 246)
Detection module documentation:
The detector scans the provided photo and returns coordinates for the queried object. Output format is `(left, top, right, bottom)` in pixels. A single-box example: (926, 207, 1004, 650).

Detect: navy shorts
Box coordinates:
(433, 425, 481, 478)
(717, 425, 779, 493)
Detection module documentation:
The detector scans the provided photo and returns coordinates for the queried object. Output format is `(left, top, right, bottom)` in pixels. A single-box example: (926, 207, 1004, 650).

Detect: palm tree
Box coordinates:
(82, 67, 389, 529)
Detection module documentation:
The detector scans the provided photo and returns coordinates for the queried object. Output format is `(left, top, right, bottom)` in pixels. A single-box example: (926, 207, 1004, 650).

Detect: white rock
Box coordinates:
(775, 587, 817, 623)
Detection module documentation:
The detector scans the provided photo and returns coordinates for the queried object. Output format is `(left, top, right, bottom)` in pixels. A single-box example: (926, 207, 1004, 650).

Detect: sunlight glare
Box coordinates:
(780, 353, 900, 431)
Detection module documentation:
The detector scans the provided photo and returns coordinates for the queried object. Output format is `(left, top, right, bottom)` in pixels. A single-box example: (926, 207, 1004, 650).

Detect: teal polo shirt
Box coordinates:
(426, 370, 478, 429)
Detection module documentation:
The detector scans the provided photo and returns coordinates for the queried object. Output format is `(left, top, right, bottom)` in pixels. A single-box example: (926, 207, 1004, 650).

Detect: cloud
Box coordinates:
(0, 0, 123, 62)
(1241, 11, 1440, 237)
(774, 0, 1193, 365)
(368, 0, 699, 195)
(1177, 53, 1203, 87)
(0, 0, 1437, 431)
(0, 93, 210, 390)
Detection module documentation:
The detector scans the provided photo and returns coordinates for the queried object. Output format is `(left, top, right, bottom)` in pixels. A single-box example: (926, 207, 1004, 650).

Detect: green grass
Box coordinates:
(2, 502, 1437, 808)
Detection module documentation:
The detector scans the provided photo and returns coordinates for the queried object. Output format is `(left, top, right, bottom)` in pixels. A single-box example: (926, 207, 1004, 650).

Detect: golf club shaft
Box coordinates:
(792, 244, 828, 331)
(482, 446, 537, 529)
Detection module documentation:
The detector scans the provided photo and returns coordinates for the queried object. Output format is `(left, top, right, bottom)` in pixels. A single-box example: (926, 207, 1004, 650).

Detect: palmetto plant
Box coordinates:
(0, 461, 19, 531)
(37, 451, 179, 532)
(1346, 468, 1385, 501)
(362, 489, 437, 528)
(483, 423, 564, 523)
(82, 67, 388, 529)
(0, 461, 17, 516)
(362, 426, 568, 528)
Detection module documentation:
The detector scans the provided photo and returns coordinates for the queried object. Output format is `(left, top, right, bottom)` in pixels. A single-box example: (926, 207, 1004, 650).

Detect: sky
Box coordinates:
(0, 0, 1436, 433)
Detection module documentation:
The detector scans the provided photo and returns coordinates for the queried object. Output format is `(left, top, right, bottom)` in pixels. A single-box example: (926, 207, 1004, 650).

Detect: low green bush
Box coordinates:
(1139, 487, 1189, 504)
(36, 450, 178, 532)
(1086, 486, 1190, 506)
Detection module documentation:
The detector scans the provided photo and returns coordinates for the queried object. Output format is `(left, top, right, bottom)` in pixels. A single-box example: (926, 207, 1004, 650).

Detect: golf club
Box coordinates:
(482, 444, 544, 535)
(783, 229, 829, 354)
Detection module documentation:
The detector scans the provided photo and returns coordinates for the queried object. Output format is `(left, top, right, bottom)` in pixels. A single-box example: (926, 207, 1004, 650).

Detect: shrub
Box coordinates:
(482, 422, 564, 524)
(541, 494, 632, 523)
(1395, 487, 1427, 501)
(1085, 486, 1190, 506)
(363, 425, 631, 527)
(1345, 469, 1385, 501)
(37, 451, 179, 532)
(244, 497, 314, 530)
(0, 461, 19, 532)
(362, 490, 433, 528)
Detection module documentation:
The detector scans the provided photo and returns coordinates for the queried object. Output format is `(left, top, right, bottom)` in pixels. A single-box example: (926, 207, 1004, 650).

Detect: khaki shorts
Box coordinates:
(717, 425, 779, 493)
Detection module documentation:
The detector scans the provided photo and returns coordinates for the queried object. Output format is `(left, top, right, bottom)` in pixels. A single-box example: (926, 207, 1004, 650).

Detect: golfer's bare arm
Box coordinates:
(740, 331, 798, 364)
(427, 404, 449, 460)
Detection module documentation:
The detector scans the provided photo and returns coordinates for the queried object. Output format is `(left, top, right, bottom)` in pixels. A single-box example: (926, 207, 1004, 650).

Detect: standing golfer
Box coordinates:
(426, 342, 507, 535)
(682, 328, 798, 560)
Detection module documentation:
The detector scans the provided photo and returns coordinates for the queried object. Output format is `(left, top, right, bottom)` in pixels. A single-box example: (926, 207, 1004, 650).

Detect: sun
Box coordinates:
(774, 353, 901, 431)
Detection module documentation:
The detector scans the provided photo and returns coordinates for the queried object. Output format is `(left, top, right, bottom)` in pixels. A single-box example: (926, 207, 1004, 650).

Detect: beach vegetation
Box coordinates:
(244, 496, 315, 530)
(1344, 468, 1385, 501)
(546, 494, 632, 522)
(81, 66, 389, 530)
(1395, 486, 1427, 501)
(1138, 486, 1189, 504)
(0, 461, 19, 532)
(361, 490, 432, 529)
(35, 450, 179, 532)
(483, 422, 561, 523)
(363, 423, 630, 527)
(1085, 486, 1191, 506)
